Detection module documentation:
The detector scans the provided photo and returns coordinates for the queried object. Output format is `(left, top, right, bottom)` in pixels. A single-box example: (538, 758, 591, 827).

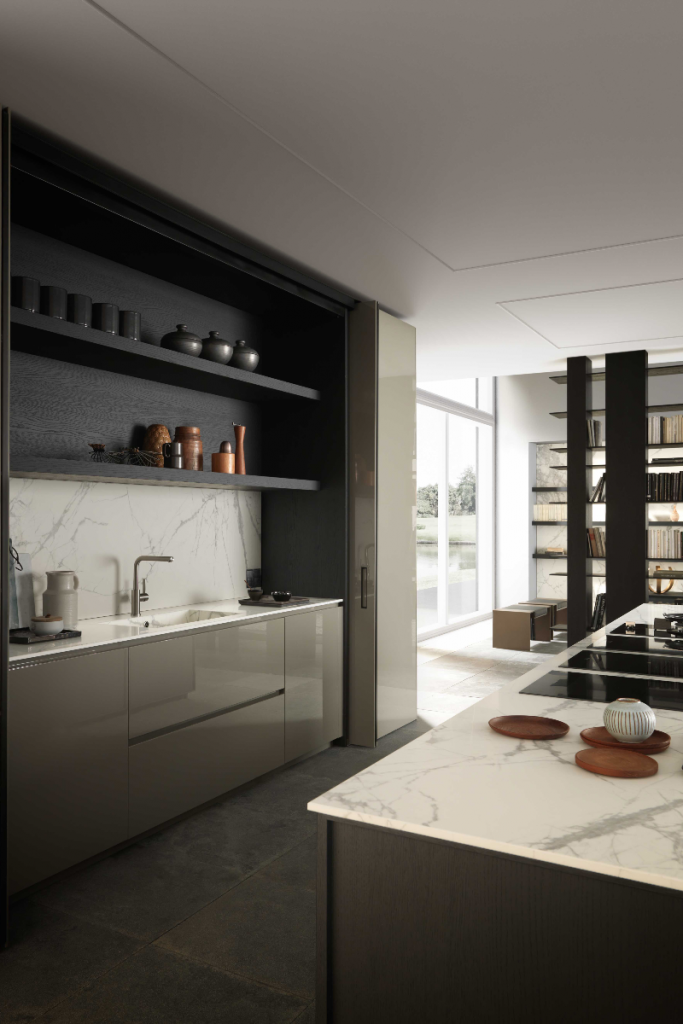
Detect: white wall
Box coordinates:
(496, 373, 566, 608)
(10, 478, 261, 621)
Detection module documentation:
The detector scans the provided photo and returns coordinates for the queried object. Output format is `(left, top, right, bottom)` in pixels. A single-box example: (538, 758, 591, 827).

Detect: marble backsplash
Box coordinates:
(10, 478, 261, 620)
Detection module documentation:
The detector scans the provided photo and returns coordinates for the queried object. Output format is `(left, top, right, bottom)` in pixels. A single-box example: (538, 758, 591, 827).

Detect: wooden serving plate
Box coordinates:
(575, 747, 658, 778)
(580, 726, 671, 755)
(488, 715, 569, 740)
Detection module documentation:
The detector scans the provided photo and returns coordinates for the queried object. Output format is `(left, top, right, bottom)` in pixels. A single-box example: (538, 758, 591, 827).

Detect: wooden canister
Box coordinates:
(212, 452, 235, 474)
(173, 426, 203, 471)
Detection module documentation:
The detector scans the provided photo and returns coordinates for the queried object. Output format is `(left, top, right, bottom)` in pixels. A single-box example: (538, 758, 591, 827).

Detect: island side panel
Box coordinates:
(318, 816, 683, 1024)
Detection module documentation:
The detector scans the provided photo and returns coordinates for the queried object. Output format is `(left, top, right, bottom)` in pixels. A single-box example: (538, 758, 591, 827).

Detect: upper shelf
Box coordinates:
(10, 456, 320, 493)
(550, 404, 683, 420)
(10, 308, 321, 403)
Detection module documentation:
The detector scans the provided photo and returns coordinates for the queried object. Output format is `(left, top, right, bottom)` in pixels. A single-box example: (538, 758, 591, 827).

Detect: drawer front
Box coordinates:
(129, 618, 285, 739)
(128, 693, 284, 836)
(8, 649, 128, 894)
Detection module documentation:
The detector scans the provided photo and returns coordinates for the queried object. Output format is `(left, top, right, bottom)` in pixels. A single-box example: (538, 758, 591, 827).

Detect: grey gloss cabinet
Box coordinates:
(285, 606, 343, 761)
(7, 649, 128, 894)
(129, 619, 284, 739)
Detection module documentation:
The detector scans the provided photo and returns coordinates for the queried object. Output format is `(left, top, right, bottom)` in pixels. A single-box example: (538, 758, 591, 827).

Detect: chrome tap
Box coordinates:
(132, 555, 173, 616)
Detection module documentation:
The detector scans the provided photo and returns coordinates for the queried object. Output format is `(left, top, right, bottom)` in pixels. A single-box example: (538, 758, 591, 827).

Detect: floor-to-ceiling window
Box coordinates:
(416, 378, 494, 638)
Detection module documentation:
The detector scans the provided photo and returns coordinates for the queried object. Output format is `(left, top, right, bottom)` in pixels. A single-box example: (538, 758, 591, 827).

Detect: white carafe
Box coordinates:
(42, 570, 78, 629)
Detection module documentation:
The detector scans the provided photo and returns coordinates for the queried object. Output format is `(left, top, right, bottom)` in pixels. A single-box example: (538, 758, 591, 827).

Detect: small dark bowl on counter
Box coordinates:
(271, 591, 291, 603)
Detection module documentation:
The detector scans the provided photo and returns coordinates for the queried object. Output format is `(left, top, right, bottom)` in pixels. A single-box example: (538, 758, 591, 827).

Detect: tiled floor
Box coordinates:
(1, 623, 563, 1023)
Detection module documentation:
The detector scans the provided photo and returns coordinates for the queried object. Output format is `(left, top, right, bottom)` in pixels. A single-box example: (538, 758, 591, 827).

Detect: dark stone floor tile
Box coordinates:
(158, 873, 316, 1000)
(36, 801, 313, 942)
(40, 945, 306, 1024)
(0, 899, 141, 1023)
(258, 835, 317, 892)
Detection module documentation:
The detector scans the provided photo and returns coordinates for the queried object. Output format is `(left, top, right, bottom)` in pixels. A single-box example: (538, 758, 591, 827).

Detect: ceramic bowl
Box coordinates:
(271, 591, 291, 603)
(603, 697, 656, 743)
(31, 615, 64, 636)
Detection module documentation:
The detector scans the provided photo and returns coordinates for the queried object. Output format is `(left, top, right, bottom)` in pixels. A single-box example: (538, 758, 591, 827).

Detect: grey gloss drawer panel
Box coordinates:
(128, 618, 285, 739)
(128, 693, 285, 836)
(8, 649, 129, 894)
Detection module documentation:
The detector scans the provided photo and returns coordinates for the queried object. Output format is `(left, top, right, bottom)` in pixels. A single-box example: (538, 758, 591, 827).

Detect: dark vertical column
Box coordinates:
(0, 108, 10, 948)
(606, 351, 647, 621)
(567, 357, 592, 645)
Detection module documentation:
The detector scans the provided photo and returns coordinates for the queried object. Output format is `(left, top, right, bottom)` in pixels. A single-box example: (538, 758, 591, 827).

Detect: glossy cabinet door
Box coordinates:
(129, 694, 284, 836)
(129, 618, 285, 739)
(7, 649, 128, 894)
(285, 606, 343, 761)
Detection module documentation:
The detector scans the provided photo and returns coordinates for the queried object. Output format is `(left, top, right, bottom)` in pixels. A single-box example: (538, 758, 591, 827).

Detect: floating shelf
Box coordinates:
(10, 308, 320, 404)
(10, 457, 320, 493)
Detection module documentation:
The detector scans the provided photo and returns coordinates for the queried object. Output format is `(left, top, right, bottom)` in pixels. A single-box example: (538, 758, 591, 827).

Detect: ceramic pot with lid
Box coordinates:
(201, 331, 233, 365)
(161, 325, 203, 357)
(230, 340, 260, 372)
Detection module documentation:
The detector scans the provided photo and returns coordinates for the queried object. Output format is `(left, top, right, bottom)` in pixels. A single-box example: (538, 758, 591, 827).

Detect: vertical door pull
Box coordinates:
(361, 566, 368, 608)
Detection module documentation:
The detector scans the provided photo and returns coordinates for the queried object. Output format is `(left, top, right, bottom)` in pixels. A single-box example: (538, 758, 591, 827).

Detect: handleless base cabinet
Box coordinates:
(129, 693, 285, 836)
(8, 649, 128, 895)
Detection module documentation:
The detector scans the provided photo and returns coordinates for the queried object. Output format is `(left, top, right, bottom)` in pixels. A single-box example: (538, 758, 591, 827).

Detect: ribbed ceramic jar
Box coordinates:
(42, 570, 78, 629)
(603, 697, 656, 744)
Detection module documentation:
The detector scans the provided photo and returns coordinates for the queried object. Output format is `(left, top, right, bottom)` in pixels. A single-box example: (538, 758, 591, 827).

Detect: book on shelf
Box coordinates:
(586, 419, 603, 447)
(646, 472, 683, 502)
(649, 414, 683, 445)
(590, 593, 607, 631)
(532, 503, 567, 521)
(647, 527, 683, 559)
(587, 526, 606, 557)
(588, 474, 606, 503)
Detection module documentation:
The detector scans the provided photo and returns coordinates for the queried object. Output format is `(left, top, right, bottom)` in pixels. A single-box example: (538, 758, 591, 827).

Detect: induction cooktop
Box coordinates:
(520, 670, 683, 710)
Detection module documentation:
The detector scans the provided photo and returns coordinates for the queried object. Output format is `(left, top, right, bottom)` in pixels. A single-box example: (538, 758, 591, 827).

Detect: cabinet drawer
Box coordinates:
(129, 618, 285, 739)
(129, 693, 284, 836)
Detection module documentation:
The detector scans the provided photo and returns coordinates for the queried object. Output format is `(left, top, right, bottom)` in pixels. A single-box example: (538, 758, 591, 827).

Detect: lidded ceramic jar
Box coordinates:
(201, 331, 233, 365)
(161, 324, 202, 357)
(230, 339, 260, 372)
(603, 697, 656, 744)
(42, 570, 78, 629)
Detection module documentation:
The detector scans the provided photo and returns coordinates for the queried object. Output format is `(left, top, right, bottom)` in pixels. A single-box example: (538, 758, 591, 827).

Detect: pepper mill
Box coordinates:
(233, 424, 246, 475)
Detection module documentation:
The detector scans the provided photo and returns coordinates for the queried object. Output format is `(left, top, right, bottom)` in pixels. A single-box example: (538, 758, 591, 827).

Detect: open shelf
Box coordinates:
(10, 457, 320, 493)
(10, 308, 321, 404)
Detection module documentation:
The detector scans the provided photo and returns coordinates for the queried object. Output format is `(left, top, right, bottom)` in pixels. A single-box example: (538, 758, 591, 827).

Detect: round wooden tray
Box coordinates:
(488, 715, 569, 740)
(575, 747, 658, 778)
(580, 726, 671, 754)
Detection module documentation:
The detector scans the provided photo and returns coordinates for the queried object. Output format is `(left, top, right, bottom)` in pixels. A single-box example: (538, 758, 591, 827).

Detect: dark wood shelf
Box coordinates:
(10, 308, 321, 404)
(10, 456, 320, 493)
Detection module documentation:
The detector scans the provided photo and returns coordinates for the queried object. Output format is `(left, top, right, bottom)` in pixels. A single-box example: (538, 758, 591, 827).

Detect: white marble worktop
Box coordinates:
(309, 603, 683, 894)
(9, 596, 342, 664)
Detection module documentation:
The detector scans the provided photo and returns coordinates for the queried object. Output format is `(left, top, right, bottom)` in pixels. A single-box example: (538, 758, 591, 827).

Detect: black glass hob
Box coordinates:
(520, 670, 683, 710)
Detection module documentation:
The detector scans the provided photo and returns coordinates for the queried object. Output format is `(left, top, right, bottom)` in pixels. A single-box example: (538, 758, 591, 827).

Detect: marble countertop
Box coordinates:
(309, 603, 683, 894)
(9, 596, 342, 664)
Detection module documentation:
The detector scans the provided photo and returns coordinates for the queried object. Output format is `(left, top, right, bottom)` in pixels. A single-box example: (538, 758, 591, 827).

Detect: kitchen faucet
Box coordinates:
(132, 555, 174, 616)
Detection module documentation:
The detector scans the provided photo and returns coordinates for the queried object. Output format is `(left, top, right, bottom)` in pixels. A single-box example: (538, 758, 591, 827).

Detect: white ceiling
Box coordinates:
(3, 0, 683, 378)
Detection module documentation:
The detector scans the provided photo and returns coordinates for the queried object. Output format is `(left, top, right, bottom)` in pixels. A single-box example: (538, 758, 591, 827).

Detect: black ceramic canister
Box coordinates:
(119, 310, 141, 341)
(67, 293, 93, 327)
(40, 285, 67, 320)
(11, 276, 40, 312)
(93, 302, 119, 335)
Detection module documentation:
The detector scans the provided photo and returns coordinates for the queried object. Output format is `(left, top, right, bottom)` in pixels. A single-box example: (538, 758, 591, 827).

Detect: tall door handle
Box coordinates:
(361, 566, 368, 609)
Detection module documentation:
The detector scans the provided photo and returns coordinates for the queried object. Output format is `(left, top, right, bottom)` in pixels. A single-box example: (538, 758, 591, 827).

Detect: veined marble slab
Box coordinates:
(309, 603, 683, 893)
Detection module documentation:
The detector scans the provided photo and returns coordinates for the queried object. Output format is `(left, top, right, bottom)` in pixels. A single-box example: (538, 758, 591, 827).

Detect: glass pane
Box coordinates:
(420, 378, 477, 407)
(417, 405, 445, 631)
(448, 416, 478, 621)
(477, 377, 494, 413)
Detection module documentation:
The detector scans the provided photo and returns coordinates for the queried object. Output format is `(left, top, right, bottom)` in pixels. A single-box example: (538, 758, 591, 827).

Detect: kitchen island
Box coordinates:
(309, 604, 683, 1024)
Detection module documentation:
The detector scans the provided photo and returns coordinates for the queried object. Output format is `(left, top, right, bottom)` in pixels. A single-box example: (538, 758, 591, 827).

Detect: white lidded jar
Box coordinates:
(603, 697, 656, 744)
(42, 570, 78, 629)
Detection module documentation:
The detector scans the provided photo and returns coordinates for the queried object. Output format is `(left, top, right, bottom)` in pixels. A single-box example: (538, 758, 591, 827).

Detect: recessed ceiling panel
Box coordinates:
(499, 280, 683, 349)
